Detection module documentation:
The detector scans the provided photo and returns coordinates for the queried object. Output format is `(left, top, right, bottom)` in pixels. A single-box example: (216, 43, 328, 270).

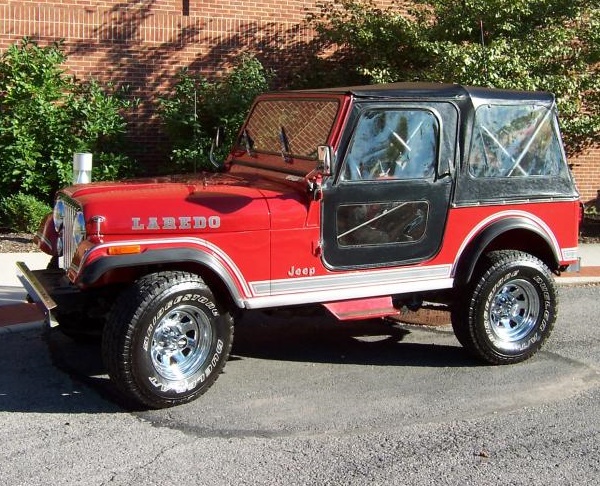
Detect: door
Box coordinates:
(321, 101, 458, 269)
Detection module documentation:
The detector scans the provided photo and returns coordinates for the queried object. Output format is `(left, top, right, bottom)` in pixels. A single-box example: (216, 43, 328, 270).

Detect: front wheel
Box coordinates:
(452, 250, 557, 365)
(102, 271, 233, 409)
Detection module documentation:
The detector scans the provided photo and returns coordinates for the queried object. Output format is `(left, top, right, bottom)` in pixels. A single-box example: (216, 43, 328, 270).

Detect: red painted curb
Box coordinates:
(558, 266, 600, 278)
(0, 303, 44, 328)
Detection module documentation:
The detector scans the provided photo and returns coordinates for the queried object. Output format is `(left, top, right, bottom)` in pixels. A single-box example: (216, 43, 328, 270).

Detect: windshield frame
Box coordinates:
(229, 94, 345, 176)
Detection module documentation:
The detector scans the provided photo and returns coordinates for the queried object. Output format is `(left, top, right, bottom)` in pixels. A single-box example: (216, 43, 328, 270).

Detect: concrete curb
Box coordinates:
(0, 319, 44, 335)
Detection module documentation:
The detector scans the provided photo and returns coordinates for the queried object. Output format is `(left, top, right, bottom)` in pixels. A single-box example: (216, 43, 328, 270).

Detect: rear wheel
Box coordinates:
(452, 250, 557, 364)
(102, 271, 233, 409)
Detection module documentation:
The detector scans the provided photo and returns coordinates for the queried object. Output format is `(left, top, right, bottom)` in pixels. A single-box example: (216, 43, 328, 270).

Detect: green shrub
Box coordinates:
(158, 54, 272, 173)
(584, 201, 599, 221)
(0, 38, 137, 204)
(0, 193, 52, 234)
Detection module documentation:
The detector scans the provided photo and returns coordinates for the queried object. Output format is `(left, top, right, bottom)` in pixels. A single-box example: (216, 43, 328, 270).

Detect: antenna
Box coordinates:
(479, 19, 485, 48)
(193, 88, 198, 173)
(479, 19, 488, 84)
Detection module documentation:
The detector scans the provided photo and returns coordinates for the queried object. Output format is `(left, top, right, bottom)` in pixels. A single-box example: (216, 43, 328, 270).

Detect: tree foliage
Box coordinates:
(158, 55, 272, 173)
(0, 38, 136, 204)
(308, 0, 600, 154)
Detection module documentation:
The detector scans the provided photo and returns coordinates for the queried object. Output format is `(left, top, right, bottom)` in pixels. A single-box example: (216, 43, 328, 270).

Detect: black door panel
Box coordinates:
(322, 102, 457, 270)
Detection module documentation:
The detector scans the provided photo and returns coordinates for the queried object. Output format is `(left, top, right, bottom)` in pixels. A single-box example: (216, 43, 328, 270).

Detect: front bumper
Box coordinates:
(16, 262, 78, 327)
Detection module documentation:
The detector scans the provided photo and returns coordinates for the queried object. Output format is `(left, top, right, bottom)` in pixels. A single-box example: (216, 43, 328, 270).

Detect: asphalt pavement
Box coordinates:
(1, 245, 599, 333)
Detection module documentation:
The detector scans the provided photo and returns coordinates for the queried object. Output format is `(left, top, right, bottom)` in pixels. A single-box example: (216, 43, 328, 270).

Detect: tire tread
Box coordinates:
(102, 271, 233, 409)
(453, 250, 557, 365)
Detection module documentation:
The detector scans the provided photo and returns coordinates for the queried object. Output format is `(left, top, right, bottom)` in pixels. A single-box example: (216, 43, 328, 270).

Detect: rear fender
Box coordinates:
(453, 217, 560, 287)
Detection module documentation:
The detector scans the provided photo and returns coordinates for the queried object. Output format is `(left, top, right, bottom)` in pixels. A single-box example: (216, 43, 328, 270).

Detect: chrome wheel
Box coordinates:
(488, 278, 539, 344)
(452, 250, 557, 365)
(103, 271, 234, 408)
(151, 304, 213, 381)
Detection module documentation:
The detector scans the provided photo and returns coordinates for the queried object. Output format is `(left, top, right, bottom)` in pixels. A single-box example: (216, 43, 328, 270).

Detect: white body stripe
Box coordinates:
(79, 237, 455, 309)
(250, 264, 452, 296)
(561, 247, 578, 262)
(78, 237, 253, 297)
(243, 277, 454, 309)
(453, 210, 564, 272)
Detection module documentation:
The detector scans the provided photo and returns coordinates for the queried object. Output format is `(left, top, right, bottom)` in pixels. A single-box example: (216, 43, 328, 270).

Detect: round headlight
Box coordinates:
(73, 211, 87, 245)
(53, 199, 65, 232)
(56, 236, 63, 257)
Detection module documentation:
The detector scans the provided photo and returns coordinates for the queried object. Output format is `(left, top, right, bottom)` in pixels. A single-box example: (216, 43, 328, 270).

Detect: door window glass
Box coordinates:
(337, 201, 429, 247)
(341, 109, 439, 181)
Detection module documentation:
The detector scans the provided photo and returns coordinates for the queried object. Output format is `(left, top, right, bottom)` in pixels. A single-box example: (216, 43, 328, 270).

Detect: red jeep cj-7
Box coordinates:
(18, 83, 581, 408)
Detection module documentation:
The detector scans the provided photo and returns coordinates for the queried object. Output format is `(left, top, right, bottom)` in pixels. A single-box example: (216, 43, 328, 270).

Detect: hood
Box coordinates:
(60, 172, 308, 235)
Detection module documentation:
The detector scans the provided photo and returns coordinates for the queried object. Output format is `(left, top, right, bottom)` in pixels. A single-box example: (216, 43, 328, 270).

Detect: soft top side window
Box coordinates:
(468, 104, 566, 178)
(341, 108, 439, 181)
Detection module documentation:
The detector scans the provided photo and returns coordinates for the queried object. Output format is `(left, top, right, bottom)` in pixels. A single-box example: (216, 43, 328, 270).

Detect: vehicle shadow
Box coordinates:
(0, 328, 121, 414)
(231, 309, 476, 368)
(0, 310, 476, 414)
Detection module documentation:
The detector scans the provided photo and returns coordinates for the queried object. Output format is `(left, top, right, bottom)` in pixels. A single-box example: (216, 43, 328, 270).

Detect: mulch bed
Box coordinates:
(0, 230, 39, 253)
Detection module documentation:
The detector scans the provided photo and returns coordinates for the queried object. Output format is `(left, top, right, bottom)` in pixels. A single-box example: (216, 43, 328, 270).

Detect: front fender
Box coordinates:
(74, 245, 250, 308)
(34, 212, 59, 256)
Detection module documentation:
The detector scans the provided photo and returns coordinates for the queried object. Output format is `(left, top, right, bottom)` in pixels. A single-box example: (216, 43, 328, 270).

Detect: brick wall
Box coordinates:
(0, 0, 598, 201)
(571, 148, 600, 204)
(0, 1, 324, 88)
(0, 0, 324, 166)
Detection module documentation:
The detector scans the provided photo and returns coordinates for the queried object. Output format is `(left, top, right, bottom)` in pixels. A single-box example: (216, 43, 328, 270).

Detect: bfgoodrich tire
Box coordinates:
(452, 250, 557, 365)
(102, 271, 233, 409)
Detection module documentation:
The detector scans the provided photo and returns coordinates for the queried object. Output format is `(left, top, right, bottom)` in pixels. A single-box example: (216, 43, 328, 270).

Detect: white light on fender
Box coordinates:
(53, 199, 65, 232)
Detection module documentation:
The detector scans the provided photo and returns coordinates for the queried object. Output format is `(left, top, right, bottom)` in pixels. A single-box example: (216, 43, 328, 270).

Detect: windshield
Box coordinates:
(240, 99, 339, 159)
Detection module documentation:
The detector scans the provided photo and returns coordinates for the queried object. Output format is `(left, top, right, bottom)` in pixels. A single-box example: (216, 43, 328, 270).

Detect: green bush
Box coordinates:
(584, 201, 599, 221)
(158, 54, 272, 173)
(0, 38, 137, 204)
(0, 193, 51, 234)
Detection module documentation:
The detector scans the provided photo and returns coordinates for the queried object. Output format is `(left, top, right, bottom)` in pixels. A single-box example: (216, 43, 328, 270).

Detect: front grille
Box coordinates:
(60, 198, 79, 271)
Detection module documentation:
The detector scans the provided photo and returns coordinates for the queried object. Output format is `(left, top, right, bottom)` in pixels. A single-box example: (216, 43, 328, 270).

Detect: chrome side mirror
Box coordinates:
(317, 145, 333, 176)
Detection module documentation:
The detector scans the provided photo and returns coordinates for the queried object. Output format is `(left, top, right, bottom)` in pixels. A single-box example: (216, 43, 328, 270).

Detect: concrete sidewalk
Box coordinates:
(0, 252, 51, 334)
(1, 246, 599, 333)
(555, 243, 600, 284)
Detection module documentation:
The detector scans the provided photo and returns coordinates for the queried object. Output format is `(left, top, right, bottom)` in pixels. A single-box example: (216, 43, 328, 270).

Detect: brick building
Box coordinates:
(0, 0, 598, 202)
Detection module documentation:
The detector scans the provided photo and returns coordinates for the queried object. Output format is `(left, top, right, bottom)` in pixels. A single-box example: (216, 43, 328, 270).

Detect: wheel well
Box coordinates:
(84, 260, 240, 312)
(454, 226, 559, 287)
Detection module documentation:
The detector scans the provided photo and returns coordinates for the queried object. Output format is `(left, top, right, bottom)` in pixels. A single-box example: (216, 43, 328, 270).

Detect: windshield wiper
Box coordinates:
(279, 126, 292, 163)
(240, 129, 254, 156)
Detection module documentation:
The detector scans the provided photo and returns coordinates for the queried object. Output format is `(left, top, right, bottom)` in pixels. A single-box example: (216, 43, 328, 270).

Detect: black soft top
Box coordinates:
(296, 82, 555, 106)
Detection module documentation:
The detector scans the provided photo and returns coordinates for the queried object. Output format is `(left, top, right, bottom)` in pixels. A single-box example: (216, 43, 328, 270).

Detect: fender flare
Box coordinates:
(453, 216, 560, 286)
(76, 247, 249, 307)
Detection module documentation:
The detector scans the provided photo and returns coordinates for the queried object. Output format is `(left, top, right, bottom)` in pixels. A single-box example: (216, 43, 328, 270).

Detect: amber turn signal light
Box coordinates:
(107, 245, 142, 256)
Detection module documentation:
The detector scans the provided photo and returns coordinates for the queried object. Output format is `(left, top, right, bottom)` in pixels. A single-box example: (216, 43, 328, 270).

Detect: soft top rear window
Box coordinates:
(468, 104, 567, 178)
(241, 99, 339, 159)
